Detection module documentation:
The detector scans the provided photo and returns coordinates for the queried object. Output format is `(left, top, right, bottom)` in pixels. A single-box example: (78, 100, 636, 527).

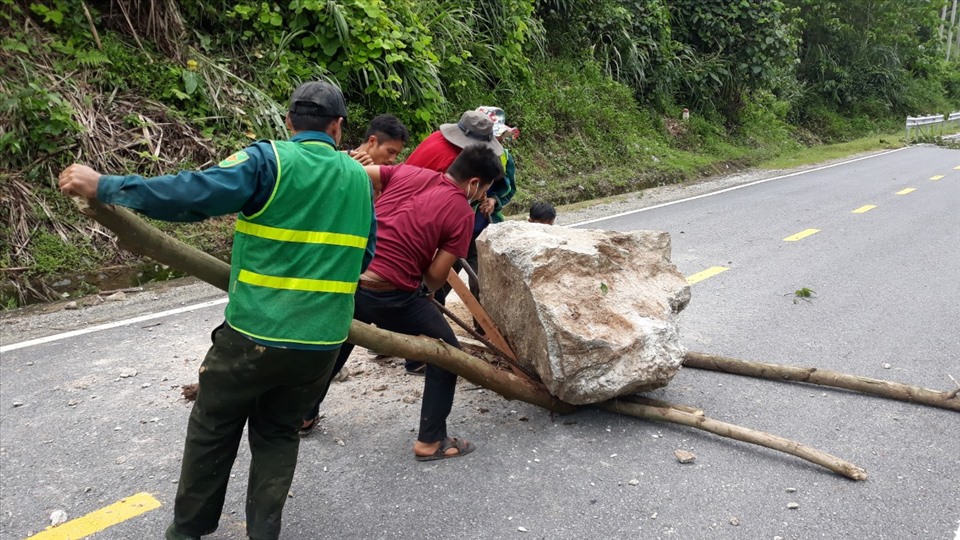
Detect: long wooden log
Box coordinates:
(598, 399, 868, 481)
(77, 199, 571, 413)
(684, 351, 960, 413)
(74, 198, 871, 479)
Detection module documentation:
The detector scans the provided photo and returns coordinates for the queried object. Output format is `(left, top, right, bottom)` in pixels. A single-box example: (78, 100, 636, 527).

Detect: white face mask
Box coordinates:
(466, 181, 478, 201)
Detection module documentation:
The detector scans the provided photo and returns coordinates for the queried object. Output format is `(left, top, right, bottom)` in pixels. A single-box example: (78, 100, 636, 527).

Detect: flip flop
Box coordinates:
(415, 437, 476, 462)
(298, 415, 319, 437)
(405, 362, 427, 376)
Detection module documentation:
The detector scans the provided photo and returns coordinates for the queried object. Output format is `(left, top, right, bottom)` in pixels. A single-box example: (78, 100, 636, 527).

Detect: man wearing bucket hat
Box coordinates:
(405, 109, 504, 171)
(459, 106, 518, 330)
(405, 107, 519, 332)
(59, 80, 376, 540)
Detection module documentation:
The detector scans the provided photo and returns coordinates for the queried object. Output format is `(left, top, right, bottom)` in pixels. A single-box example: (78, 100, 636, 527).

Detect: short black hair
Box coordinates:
(529, 202, 556, 222)
(364, 114, 409, 144)
(447, 145, 503, 187)
(289, 112, 339, 133)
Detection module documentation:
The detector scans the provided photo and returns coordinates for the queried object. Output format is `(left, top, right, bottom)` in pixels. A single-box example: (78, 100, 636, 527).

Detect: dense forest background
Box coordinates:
(2, 0, 959, 306)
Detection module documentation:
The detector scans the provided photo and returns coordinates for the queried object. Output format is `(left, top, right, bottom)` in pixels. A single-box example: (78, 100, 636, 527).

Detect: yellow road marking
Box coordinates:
(27, 493, 161, 540)
(783, 229, 820, 242)
(929, 175, 944, 181)
(895, 188, 916, 195)
(954, 165, 960, 170)
(852, 205, 877, 214)
(686, 266, 729, 284)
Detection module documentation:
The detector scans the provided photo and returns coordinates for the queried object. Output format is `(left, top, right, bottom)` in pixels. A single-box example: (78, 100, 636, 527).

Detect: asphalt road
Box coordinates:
(1, 145, 959, 540)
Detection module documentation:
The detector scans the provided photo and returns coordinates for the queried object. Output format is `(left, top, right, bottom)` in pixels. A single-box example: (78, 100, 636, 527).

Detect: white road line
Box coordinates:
(568, 147, 910, 227)
(0, 297, 228, 353)
(954, 519, 959, 540)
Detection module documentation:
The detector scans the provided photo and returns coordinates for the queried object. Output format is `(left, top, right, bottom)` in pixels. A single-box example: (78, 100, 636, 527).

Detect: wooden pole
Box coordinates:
(598, 400, 868, 481)
(683, 351, 960, 412)
(77, 199, 230, 291)
(446, 268, 518, 360)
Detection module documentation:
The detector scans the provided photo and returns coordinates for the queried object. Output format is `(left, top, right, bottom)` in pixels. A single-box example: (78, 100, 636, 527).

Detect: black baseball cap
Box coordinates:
(289, 81, 348, 123)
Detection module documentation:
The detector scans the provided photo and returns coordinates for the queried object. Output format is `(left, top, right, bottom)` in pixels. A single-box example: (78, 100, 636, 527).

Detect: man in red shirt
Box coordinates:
(301, 144, 504, 460)
(405, 110, 503, 171)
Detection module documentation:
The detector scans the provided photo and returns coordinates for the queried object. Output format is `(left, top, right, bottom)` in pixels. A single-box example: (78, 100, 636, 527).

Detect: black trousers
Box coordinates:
(168, 325, 338, 540)
(304, 288, 460, 443)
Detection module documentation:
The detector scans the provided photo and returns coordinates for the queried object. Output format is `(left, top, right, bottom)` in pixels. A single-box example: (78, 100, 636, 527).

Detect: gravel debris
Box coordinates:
(674, 449, 696, 464)
(50, 510, 68, 526)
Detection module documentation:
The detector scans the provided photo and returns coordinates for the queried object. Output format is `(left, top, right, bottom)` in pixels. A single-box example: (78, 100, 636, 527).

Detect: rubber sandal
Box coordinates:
(405, 362, 427, 376)
(298, 415, 319, 437)
(415, 437, 476, 462)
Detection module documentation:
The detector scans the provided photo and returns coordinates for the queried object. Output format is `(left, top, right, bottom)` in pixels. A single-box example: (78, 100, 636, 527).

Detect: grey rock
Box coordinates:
(476, 222, 690, 404)
(119, 368, 138, 378)
(105, 292, 127, 302)
(674, 449, 696, 464)
(787, 502, 800, 509)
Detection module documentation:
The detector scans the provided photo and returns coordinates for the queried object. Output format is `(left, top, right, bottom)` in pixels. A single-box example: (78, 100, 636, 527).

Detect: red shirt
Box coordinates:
(367, 164, 474, 291)
(404, 131, 461, 173)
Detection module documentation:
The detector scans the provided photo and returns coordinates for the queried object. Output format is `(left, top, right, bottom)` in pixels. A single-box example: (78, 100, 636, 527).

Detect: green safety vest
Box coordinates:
(224, 139, 372, 347)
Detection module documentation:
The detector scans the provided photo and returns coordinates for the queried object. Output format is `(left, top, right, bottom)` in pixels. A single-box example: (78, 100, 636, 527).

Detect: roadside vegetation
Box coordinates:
(2, 0, 959, 307)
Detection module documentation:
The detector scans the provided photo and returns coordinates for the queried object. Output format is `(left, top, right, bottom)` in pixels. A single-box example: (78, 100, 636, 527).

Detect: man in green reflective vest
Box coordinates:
(57, 81, 376, 540)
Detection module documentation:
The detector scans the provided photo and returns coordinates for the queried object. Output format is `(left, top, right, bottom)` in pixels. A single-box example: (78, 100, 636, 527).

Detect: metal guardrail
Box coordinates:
(905, 111, 960, 141)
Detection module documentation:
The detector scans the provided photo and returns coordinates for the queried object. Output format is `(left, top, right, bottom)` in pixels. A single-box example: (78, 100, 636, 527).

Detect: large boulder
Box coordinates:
(475, 222, 690, 405)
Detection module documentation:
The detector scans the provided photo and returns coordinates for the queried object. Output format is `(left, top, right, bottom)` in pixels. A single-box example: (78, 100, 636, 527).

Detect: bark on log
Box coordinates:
(78, 199, 230, 291)
(598, 399, 869, 481)
(74, 197, 872, 479)
(684, 351, 960, 413)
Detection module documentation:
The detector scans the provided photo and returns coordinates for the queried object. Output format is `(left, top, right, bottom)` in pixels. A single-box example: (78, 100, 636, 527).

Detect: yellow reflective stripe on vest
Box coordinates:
(235, 220, 368, 248)
(237, 269, 358, 294)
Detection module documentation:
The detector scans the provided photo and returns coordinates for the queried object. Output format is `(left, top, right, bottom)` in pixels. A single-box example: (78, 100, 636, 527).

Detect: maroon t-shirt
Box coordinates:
(367, 164, 474, 291)
(404, 131, 461, 173)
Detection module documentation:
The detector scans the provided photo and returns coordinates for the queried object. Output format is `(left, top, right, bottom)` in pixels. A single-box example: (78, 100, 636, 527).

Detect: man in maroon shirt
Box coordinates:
(301, 144, 504, 460)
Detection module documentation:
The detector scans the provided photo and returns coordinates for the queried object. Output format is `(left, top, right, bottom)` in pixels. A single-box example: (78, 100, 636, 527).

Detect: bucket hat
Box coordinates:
(439, 111, 504, 155)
